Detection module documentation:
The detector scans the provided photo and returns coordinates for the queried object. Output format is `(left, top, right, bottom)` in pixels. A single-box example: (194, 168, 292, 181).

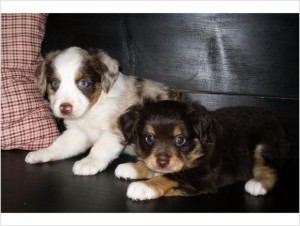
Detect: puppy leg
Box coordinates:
(245, 165, 277, 196)
(245, 144, 277, 196)
(115, 161, 155, 180)
(127, 176, 181, 201)
(25, 129, 90, 164)
(72, 131, 123, 176)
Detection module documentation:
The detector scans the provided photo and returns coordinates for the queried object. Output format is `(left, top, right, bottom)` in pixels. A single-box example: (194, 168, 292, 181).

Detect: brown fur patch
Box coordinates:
(47, 84, 56, 96)
(46, 69, 61, 96)
(74, 62, 103, 107)
(169, 89, 182, 101)
(253, 144, 277, 191)
(143, 176, 180, 198)
(145, 125, 155, 135)
(155, 93, 166, 101)
(34, 50, 62, 96)
(75, 71, 83, 83)
(253, 165, 277, 190)
(34, 63, 47, 95)
(89, 83, 102, 107)
(254, 144, 265, 165)
(143, 147, 185, 173)
(135, 78, 171, 103)
(129, 161, 155, 179)
(135, 78, 144, 100)
(89, 50, 119, 94)
(173, 126, 182, 137)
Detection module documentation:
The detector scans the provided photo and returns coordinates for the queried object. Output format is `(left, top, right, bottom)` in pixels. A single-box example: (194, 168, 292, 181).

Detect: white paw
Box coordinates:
(115, 163, 138, 180)
(244, 179, 267, 196)
(25, 149, 53, 164)
(127, 181, 158, 201)
(72, 157, 107, 176)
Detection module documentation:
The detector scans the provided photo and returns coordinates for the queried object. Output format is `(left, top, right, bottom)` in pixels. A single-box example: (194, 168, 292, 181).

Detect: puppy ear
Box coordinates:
(89, 49, 119, 93)
(118, 105, 143, 143)
(34, 50, 61, 96)
(34, 61, 47, 96)
(187, 103, 213, 143)
(198, 114, 213, 143)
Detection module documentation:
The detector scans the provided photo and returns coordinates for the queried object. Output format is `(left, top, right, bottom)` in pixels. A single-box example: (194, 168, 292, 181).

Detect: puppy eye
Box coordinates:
(77, 79, 89, 89)
(175, 135, 186, 147)
(145, 134, 155, 145)
(51, 79, 60, 89)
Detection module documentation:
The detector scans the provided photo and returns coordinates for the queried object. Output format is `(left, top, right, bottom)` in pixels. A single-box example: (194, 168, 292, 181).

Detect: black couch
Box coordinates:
(2, 13, 299, 213)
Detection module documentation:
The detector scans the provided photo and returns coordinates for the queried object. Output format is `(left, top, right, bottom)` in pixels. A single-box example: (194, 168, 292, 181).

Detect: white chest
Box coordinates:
(65, 97, 118, 143)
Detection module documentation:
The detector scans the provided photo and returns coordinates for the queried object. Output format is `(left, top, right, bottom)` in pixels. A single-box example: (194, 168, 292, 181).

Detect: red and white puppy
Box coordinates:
(25, 47, 174, 176)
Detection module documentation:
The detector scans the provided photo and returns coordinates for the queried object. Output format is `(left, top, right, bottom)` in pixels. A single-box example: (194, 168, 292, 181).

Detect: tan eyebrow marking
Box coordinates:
(173, 126, 182, 137)
(145, 125, 155, 135)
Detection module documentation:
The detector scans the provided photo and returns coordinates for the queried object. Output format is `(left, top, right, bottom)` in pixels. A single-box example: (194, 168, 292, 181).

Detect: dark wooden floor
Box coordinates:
(2, 150, 298, 213)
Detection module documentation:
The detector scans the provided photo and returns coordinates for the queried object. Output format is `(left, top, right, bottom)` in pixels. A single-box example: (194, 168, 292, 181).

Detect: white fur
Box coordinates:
(244, 179, 267, 196)
(26, 47, 127, 175)
(127, 181, 158, 201)
(25, 129, 90, 163)
(123, 145, 136, 156)
(51, 47, 90, 119)
(26, 74, 126, 175)
(115, 163, 138, 180)
(72, 131, 124, 175)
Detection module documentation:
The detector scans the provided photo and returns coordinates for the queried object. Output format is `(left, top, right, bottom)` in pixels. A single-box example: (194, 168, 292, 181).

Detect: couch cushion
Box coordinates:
(1, 14, 60, 150)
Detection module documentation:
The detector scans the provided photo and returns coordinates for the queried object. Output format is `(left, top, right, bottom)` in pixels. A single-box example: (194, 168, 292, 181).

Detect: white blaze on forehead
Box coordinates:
(53, 47, 83, 79)
(49, 47, 90, 119)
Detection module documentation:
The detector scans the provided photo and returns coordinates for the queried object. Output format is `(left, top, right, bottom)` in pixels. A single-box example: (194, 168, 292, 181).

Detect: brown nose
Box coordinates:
(59, 103, 73, 115)
(156, 153, 170, 168)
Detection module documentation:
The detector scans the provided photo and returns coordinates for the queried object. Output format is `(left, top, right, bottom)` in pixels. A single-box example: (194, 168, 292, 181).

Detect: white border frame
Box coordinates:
(1, 1, 299, 13)
(1, 213, 300, 226)
(1, 1, 299, 226)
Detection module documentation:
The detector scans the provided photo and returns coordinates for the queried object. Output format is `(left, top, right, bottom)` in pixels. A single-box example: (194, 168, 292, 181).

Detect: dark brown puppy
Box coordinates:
(115, 100, 290, 200)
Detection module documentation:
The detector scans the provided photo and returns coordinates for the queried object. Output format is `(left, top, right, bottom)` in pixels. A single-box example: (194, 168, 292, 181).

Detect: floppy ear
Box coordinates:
(34, 61, 47, 96)
(186, 103, 213, 144)
(118, 105, 143, 144)
(89, 49, 119, 93)
(34, 50, 61, 96)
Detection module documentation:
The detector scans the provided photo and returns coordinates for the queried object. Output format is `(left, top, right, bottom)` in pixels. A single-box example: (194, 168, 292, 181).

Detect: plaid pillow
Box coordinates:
(1, 14, 60, 150)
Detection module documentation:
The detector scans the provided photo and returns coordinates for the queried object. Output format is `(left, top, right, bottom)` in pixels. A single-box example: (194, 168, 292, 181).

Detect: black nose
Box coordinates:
(59, 103, 73, 115)
(156, 153, 170, 168)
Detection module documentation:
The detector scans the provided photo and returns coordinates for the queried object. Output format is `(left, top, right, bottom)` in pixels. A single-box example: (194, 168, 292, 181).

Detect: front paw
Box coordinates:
(115, 163, 138, 180)
(244, 179, 267, 196)
(25, 149, 53, 164)
(72, 157, 107, 176)
(127, 181, 161, 201)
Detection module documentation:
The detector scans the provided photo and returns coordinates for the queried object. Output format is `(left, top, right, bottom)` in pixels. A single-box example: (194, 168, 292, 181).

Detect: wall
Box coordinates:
(42, 13, 299, 158)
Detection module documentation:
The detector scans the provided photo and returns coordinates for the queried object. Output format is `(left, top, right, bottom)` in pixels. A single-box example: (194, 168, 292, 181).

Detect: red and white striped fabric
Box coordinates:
(1, 14, 60, 150)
